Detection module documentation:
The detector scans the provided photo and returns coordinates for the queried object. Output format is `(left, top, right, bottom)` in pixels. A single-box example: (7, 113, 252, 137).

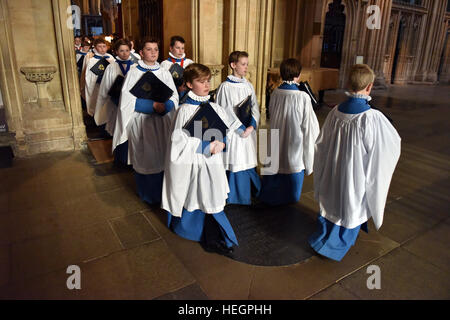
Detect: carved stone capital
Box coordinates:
(20, 66, 57, 83)
(205, 64, 224, 77)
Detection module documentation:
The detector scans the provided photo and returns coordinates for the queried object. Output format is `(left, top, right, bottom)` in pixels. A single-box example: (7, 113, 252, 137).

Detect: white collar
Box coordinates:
(187, 90, 210, 102)
(138, 60, 160, 71)
(282, 80, 299, 85)
(93, 48, 109, 57)
(345, 91, 372, 101)
(115, 56, 133, 62)
(228, 74, 247, 83)
(169, 52, 186, 60)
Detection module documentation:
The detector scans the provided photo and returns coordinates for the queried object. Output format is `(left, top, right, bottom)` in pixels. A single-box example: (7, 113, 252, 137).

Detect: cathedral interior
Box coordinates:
(0, 0, 449, 300)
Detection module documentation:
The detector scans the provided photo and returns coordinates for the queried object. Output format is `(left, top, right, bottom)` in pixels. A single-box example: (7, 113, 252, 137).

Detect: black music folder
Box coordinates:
(236, 95, 252, 127)
(130, 71, 173, 102)
(108, 75, 125, 105)
(90, 57, 110, 77)
(297, 81, 319, 109)
(169, 63, 184, 87)
(183, 102, 228, 140)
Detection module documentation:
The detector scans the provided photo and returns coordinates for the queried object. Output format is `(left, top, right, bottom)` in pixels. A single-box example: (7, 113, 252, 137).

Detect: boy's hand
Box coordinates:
(153, 102, 165, 114)
(240, 126, 254, 138)
(210, 140, 225, 154)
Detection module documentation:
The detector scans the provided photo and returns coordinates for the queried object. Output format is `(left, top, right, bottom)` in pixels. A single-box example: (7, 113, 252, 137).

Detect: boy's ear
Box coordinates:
(186, 81, 193, 89)
(366, 82, 373, 92)
(230, 62, 236, 70)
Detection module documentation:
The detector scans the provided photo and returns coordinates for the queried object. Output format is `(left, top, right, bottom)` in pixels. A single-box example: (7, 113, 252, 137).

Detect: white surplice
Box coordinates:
(161, 91, 237, 217)
(215, 75, 260, 172)
(268, 84, 320, 175)
(313, 105, 401, 230)
(94, 57, 135, 135)
(80, 49, 115, 116)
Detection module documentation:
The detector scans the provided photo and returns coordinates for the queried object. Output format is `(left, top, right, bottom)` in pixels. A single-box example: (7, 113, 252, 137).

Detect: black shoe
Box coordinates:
(201, 241, 234, 257)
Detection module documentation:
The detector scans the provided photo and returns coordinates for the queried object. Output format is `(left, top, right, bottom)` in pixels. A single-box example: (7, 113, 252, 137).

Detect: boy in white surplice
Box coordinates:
(162, 64, 239, 256)
(259, 58, 320, 206)
(309, 64, 401, 261)
(215, 51, 261, 205)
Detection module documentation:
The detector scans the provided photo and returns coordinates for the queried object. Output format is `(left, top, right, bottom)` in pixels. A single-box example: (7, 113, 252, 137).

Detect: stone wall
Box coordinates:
(0, 0, 86, 156)
(163, 0, 192, 61)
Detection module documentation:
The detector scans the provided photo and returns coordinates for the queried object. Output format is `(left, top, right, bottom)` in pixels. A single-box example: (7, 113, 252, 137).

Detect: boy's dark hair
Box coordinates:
(184, 63, 211, 84)
(280, 58, 302, 81)
(170, 35, 185, 47)
(114, 38, 132, 52)
(139, 37, 160, 52)
(74, 36, 81, 40)
(228, 51, 249, 67)
(93, 38, 107, 47)
(81, 41, 91, 48)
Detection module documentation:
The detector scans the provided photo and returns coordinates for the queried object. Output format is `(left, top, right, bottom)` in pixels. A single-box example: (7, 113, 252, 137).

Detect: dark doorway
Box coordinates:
(321, 0, 346, 69)
(438, 31, 449, 82)
(391, 17, 406, 84)
(139, 0, 164, 61)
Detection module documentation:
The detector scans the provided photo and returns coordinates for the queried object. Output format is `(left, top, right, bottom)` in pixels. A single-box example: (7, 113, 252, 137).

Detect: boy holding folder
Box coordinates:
(161, 63, 239, 256)
(113, 38, 178, 203)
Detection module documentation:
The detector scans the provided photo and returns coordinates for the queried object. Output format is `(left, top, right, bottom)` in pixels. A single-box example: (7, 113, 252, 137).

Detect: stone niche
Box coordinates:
(0, 0, 86, 157)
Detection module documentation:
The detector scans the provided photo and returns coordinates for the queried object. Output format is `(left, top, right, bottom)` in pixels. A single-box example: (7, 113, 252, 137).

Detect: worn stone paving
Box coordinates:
(0, 85, 449, 299)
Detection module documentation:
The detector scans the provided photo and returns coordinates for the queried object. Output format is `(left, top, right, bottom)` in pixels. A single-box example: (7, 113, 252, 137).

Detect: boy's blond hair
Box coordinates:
(348, 64, 375, 92)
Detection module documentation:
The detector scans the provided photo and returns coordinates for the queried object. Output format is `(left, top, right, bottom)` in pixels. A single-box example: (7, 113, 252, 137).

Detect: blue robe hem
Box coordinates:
(226, 168, 261, 205)
(135, 171, 163, 204)
(308, 215, 365, 262)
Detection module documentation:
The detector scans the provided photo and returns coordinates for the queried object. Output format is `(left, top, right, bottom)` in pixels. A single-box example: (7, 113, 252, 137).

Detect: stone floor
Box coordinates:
(0, 85, 449, 299)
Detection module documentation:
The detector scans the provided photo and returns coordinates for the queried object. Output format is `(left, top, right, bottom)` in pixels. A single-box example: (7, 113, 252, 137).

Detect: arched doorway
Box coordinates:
(321, 0, 346, 69)
(391, 17, 406, 84)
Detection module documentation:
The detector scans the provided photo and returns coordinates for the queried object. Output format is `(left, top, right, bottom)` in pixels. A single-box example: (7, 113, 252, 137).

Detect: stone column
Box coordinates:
(415, 0, 448, 83)
(121, 0, 140, 39)
(0, 0, 26, 153)
(365, 0, 392, 89)
(52, 0, 87, 151)
(220, 0, 274, 122)
(191, 0, 225, 90)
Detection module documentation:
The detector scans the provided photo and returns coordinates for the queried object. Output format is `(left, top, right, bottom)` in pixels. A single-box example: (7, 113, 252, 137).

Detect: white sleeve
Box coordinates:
(165, 72, 179, 109)
(112, 71, 137, 150)
(364, 112, 401, 230)
(94, 64, 116, 125)
(160, 60, 171, 71)
(249, 82, 260, 126)
(313, 110, 333, 200)
(215, 83, 244, 131)
(161, 109, 202, 217)
(96, 64, 115, 111)
(301, 94, 320, 176)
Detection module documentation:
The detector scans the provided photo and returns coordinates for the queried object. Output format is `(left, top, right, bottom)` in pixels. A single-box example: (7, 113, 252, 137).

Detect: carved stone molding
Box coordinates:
(20, 66, 57, 109)
(206, 64, 224, 77)
(20, 66, 57, 83)
(205, 64, 225, 90)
